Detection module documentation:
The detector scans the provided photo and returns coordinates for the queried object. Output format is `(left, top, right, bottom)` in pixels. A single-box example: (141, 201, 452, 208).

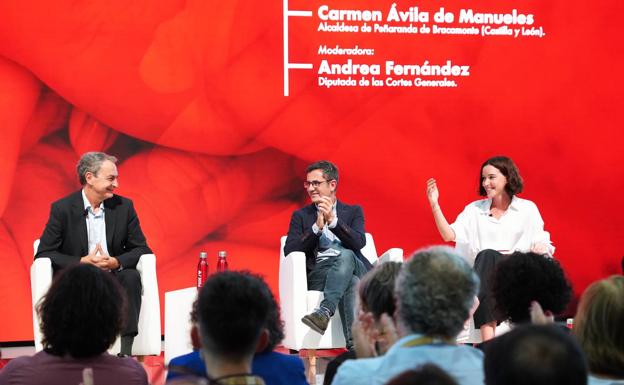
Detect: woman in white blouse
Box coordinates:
(426, 156, 553, 341)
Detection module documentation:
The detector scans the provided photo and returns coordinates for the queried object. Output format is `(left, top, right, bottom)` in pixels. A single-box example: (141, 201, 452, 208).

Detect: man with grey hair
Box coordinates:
(36, 151, 151, 356)
(332, 246, 484, 385)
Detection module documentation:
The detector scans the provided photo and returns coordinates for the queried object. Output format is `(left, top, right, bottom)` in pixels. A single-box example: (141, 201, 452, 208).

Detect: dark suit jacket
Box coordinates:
(35, 190, 151, 270)
(284, 200, 373, 271)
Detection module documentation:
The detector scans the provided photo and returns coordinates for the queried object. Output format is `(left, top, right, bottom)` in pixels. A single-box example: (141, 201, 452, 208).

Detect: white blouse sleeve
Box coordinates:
(527, 201, 555, 256)
(450, 203, 478, 265)
(450, 203, 472, 245)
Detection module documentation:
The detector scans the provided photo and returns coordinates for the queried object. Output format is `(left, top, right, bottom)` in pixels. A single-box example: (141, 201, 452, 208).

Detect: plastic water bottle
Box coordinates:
(217, 250, 228, 272)
(197, 251, 208, 289)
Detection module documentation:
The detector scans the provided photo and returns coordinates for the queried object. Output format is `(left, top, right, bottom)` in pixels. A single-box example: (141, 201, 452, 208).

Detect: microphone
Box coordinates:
(84, 208, 89, 217)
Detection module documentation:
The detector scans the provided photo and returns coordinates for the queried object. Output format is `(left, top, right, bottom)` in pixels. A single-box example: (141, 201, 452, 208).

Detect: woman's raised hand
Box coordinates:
(426, 178, 440, 207)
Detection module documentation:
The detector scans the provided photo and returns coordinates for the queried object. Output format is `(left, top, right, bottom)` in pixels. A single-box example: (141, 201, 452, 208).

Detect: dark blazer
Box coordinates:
(284, 200, 372, 271)
(35, 190, 151, 270)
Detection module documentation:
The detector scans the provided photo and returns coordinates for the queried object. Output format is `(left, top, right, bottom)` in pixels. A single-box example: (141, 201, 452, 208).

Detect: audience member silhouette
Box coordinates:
(0, 264, 147, 385)
(323, 261, 402, 385)
(167, 271, 305, 385)
(331, 246, 483, 385)
(484, 324, 587, 385)
(574, 275, 624, 385)
(491, 252, 571, 326)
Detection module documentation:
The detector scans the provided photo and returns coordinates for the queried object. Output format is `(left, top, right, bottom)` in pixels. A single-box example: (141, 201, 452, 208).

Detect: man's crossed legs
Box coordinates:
(303, 246, 367, 350)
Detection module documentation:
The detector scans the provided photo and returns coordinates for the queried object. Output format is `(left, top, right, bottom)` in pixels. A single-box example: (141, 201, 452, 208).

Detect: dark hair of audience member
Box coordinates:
(38, 264, 127, 358)
(385, 364, 459, 385)
(359, 261, 402, 320)
(574, 275, 624, 378)
(484, 325, 588, 385)
(189, 278, 284, 354)
(492, 252, 572, 324)
(479, 156, 523, 197)
(196, 271, 272, 360)
(261, 282, 285, 353)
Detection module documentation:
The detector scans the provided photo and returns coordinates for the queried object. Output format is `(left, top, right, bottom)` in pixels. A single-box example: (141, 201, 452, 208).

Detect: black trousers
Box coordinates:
(473, 249, 506, 328)
(112, 269, 142, 337)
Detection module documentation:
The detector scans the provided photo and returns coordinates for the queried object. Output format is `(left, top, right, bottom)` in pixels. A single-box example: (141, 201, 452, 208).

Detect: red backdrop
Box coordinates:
(0, 0, 622, 342)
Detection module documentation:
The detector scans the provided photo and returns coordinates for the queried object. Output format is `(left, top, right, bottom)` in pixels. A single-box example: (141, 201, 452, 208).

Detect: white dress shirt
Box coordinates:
(82, 189, 110, 256)
(450, 196, 554, 266)
(311, 202, 340, 262)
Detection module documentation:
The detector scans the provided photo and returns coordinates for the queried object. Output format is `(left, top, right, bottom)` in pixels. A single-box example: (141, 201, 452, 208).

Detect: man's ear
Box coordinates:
(359, 311, 375, 332)
(255, 328, 270, 353)
(329, 179, 338, 193)
(84, 171, 94, 185)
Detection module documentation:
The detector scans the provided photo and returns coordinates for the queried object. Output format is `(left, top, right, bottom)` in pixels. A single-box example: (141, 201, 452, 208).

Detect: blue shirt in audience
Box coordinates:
(166, 350, 308, 385)
(331, 334, 484, 385)
(588, 375, 624, 385)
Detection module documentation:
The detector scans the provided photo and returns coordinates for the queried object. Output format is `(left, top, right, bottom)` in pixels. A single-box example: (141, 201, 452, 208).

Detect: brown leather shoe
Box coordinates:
(301, 309, 330, 335)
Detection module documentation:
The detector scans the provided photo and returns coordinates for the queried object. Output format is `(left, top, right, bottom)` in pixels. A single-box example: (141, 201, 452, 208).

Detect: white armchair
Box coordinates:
(31, 240, 162, 356)
(279, 233, 403, 351)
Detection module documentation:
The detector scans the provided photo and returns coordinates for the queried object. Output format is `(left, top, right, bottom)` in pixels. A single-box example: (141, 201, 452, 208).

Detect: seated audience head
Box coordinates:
(196, 271, 272, 365)
(38, 264, 126, 358)
(484, 324, 587, 385)
(492, 252, 572, 324)
(385, 364, 459, 385)
(395, 246, 479, 339)
(189, 275, 284, 354)
(353, 261, 402, 357)
(573, 275, 624, 379)
(358, 261, 402, 320)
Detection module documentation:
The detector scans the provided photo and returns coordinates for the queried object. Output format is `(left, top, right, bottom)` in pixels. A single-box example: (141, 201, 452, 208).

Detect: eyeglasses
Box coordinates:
(303, 180, 332, 189)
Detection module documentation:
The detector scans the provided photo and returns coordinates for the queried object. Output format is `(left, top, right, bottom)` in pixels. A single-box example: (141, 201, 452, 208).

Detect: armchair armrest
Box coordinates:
(31, 257, 53, 351)
(131, 253, 161, 356)
(31, 258, 53, 303)
(279, 251, 308, 348)
(377, 248, 404, 264)
(136, 253, 156, 295)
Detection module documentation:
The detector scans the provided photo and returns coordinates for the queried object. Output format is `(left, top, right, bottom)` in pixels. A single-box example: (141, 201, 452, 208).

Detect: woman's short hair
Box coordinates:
(479, 156, 524, 197)
(573, 275, 624, 378)
(38, 264, 127, 358)
(358, 261, 402, 320)
(493, 252, 572, 324)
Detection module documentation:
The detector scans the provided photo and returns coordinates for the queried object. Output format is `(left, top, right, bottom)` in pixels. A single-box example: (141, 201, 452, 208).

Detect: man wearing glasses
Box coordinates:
(284, 160, 372, 350)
